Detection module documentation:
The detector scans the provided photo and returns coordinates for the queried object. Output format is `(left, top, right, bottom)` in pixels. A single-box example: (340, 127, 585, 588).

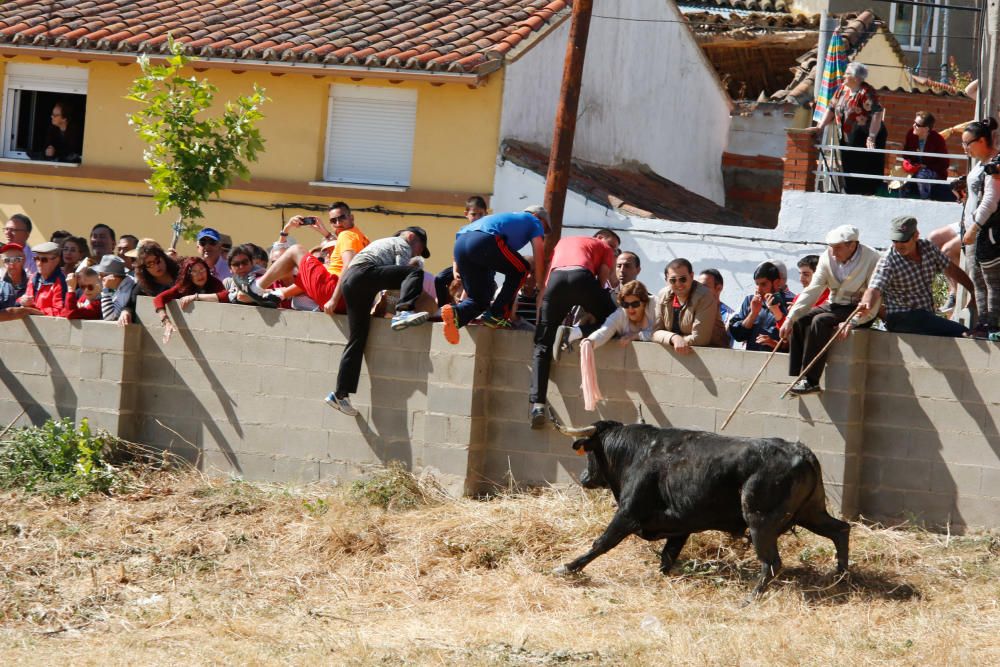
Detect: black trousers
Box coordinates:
(335, 263, 424, 397)
(788, 303, 858, 384)
(529, 268, 616, 405)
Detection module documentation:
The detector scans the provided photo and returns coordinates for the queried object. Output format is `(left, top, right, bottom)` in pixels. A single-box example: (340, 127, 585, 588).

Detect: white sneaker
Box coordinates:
(553, 325, 570, 361)
(325, 392, 359, 416)
(391, 310, 429, 331)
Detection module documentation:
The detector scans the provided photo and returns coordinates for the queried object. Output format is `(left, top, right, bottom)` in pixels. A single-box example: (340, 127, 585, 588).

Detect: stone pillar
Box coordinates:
(783, 128, 819, 192)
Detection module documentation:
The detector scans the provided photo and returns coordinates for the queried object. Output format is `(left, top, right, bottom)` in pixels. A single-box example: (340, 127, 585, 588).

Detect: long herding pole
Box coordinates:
(720, 338, 785, 432)
(542, 0, 594, 263)
(778, 305, 863, 399)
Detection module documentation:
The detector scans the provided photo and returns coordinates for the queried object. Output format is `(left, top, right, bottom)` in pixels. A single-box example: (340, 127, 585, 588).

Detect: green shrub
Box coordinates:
(0, 418, 121, 500)
(349, 462, 428, 511)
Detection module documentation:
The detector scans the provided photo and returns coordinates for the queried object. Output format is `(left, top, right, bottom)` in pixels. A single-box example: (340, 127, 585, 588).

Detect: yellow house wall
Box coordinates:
(855, 32, 912, 92)
(0, 57, 505, 271)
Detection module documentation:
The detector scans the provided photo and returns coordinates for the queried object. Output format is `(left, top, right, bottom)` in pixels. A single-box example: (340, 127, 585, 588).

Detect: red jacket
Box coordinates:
(63, 292, 102, 320)
(903, 129, 950, 180)
(19, 269, 68, 317)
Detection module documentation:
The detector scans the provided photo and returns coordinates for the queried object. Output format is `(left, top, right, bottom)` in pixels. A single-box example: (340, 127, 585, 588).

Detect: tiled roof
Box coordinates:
(501, 140, 760, 228)
(0, 1, 570, 75)
(678, 0, 791, 13)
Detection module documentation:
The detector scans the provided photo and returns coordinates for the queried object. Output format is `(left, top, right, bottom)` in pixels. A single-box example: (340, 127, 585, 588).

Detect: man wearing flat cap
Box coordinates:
(17, 241, 67, 317)
(856, 216, 975, 337)
(780, 225, 882, 395)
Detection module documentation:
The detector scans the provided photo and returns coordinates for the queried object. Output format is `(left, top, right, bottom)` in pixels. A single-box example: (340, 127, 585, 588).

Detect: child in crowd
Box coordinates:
(792, 255, 829, 307)
(63, 267, 102, 319)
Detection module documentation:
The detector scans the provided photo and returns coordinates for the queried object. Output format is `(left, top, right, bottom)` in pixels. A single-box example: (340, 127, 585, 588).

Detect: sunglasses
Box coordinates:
(230, 258, 251, 269)
(913, 122, 928, 129)
(36, 256, 57, 263)
(622, 300, 643, 309)
(668, 276, 689, 284)
(198, 238, 219, 246)
(330, 214, 350, 223)
(962, 138, 981, 148)
(2, 256, 24, 264)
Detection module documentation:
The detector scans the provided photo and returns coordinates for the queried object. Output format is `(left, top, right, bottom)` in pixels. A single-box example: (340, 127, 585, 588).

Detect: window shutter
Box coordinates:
(324, 84, 417, 187)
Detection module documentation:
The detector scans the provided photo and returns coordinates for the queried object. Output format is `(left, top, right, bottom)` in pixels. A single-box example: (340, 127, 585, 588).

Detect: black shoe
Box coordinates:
(938, 294, 956, 313)
(789, 379, 821, 396)
(234, 274, 280, 308)
(530, 404, 547, 429)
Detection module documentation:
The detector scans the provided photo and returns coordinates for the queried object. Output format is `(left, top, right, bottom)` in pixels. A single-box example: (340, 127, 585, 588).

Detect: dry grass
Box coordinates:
(1, 468, 999, 666)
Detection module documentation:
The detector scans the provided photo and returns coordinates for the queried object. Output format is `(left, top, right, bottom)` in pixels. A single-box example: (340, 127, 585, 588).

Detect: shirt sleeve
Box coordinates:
(865, 84, 883, 113)
(974, 174, 1000, 226)
(727, 297, 754, 342)
(586, 308, 625, 349)
(868, 253, 890, 292)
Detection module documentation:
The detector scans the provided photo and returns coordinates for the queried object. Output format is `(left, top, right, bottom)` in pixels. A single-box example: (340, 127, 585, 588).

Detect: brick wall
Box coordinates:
(721, 152, 784, 228)
(2, 302, 1000, 529)
(783, 129, 820, 191)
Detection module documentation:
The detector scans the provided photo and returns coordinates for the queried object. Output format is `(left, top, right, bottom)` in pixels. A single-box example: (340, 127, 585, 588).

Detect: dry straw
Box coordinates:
(1, 467, 999, 664)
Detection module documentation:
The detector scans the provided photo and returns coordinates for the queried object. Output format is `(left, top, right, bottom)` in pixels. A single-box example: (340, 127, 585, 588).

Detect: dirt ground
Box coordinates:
(1, 470, 999, 666)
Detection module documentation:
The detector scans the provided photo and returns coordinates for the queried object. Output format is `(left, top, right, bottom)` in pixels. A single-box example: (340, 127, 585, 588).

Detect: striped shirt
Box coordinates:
(869, 239, 949, 315)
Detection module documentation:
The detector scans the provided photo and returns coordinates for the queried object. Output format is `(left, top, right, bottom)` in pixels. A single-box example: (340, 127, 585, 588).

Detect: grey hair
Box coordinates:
(845, 62, 868, 81)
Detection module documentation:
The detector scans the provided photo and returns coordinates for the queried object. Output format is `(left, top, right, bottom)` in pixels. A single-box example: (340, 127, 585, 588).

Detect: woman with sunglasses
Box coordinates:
(154, 257, 225, 342)
(653, 257, 729, 354)
(135, 244, 180, 299)
(180, 244, 269, 307)
(583, 280, 656, 349)
(961, 117, 1000, 337)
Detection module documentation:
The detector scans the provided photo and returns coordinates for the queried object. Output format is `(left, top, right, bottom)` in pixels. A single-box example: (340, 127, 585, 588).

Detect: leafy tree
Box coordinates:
(126, 37, 267, 242)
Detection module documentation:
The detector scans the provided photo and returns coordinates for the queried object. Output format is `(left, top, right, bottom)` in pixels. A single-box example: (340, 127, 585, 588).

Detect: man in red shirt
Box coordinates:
(18, 242, 67, 316)
(529, 230, 618, 428)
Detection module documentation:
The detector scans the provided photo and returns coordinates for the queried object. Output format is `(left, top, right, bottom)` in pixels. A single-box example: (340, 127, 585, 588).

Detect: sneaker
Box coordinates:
(391, 310, 429, 331)
(234, 275, 280, 308)
(482, 314, 513, 329)
(939, 293, 956, 314)
(553, 325, 571, 361)
(441, 304, 460, 345)
(530, 403, 547, 429)
(325, 392, 359, 417)
(788, 379, 822, 396)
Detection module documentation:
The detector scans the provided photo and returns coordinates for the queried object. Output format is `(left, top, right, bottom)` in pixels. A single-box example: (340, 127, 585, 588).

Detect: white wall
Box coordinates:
(500, 0, 731, 204)
(728, 104, 796, 158)
(494, 161, 964, 310)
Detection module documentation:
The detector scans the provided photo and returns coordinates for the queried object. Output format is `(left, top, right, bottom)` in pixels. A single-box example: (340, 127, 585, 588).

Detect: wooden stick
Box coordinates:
(779, 305, 863, 399)
(0, 408, 26, 440)
(720, 339, 785, 432)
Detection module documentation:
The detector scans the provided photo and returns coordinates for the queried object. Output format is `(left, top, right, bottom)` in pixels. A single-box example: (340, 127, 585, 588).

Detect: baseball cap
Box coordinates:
(890, 216, 918, 242)
(398, 225, 431, 258)
(31, 241, 61, 254)
(826, 225, 860, 244)
(196, 227, 222, 243)
(523, 205, 550, 227)
(0, 242, 24, 254)
(93, 254, 127, 276)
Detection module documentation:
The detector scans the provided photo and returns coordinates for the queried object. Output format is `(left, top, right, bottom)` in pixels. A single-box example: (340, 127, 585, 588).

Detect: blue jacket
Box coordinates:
(728, 291, 790, 351)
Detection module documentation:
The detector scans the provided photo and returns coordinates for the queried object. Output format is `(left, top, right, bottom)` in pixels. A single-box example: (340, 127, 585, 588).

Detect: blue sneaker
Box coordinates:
(325, 392, 359, 417)
(391, 310, 429, 331)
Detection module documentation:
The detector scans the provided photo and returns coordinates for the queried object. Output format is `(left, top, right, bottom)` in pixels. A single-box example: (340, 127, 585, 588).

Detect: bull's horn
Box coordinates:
(555, 423, 597, 438)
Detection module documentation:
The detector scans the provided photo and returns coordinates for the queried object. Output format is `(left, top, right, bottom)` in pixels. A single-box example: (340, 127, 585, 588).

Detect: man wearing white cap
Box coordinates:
(779, 225, 882, 395)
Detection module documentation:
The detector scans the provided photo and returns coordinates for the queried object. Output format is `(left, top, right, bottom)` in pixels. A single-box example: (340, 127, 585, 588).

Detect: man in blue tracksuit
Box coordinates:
(440, 205, 548, 344)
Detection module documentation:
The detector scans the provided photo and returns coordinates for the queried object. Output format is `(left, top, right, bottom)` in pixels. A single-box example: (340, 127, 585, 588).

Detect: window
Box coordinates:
(889, 0, 941, 53)
(1, 63, 88, 163)
(323, 84, 417, 187)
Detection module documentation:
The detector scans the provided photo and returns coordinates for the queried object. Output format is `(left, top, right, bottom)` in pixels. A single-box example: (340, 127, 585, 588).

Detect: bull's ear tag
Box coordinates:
(574, 447, 586, 456)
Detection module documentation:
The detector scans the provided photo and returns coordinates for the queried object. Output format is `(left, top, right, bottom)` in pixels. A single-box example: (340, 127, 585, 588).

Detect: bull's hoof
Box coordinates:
(552, 564, 577, 576)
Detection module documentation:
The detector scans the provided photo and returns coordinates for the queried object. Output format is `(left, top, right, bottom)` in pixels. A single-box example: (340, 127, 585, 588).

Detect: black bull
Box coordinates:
(555, 421, 850, 595)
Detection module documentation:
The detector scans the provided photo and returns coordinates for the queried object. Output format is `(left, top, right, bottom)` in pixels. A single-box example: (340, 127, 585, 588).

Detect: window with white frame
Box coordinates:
(323, 84, 417, 187)
(1, 63, 88, 163)
(889, 0, 941, 53)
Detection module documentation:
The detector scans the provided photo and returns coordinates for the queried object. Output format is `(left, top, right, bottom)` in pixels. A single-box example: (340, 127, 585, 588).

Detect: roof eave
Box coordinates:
(0, 45, 487, 85)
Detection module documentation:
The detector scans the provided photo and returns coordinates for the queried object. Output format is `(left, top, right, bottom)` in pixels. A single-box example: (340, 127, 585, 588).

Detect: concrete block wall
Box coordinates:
(860, 332, 1000, 529)
(3, 302, 1000, 530)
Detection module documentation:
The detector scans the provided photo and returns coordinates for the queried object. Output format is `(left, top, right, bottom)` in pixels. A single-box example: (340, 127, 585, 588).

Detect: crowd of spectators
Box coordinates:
(0, 188, 979, 422)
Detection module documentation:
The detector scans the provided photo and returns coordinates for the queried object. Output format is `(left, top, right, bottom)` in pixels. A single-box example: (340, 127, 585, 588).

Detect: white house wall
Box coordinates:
(493, 161, 963, 309)
(500, 0, 731, 204)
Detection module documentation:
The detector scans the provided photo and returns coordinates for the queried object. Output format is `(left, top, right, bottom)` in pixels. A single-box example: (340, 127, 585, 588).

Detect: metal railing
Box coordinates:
(814, 143, 968, 193)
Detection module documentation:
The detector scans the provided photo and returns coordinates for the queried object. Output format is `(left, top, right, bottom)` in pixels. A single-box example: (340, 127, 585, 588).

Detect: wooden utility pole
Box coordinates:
(542, 0, 594, 261)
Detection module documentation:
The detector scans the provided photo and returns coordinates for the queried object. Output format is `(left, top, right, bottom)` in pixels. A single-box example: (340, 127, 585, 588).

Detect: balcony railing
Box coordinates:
(815, 144, 968, 194)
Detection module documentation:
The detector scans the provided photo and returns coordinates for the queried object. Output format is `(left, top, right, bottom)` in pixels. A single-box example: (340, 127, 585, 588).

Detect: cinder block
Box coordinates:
(937, 431, 1000, 467)
(165, 299, 224, 333)
(180, 333, 245, 363)
(0, 319, 35, 343)
(77, 379, 124, 412)
(900, 491, 960, 528)
(930, 462, 983, 496)
(859, 425, 911, 459)
(923, 398, 986, 436)
(879, 458, 932, 492)
(864, 394, 931, 429)
(486, 418, 555, 455)
(427, 383, 477, 417)
(938, 337, 991, 371)
(369, 377, 428, 413)
(303, 311, 349, 344)
(284, 339, 336, 372)
(858, 487, 905, 520)
(630, 341, 673, 375)
(963, 370, 1000, 405)
(663, 404, 717, 432)
(24, 316, 73, 347)
(428, 351, 478, 387)
(368, 319, 434, 351)
(488, 359, 531, 389)
(980, 467, 1000, 497)
(419, 443, 472, 478)
(367, 406, 414, 443)
(264, 370, 332, 400)
(488, 328, 532, 361)
(240, 336, 286, 366)
(2, 342, 48, 374)
(326, 430, 382, 464)
(320, 399, 370, 429)
(952, 494, 1000, 529)
(481, 449, 559, 487)
(908, 367, 966, 401)
(864, 364, 913, 396)
(80, 321, 129, 352)
(486, 389, 532, 423)
(318, 460, 361, 485)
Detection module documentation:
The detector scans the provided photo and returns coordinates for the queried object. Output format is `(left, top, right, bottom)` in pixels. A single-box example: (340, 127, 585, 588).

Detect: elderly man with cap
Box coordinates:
(440, 206, 549, 345)
(0, 242, 41, 321)
(17, 242, 68, 316)
(322, 227, 432, 416)
(729, 261, 791, 351)
(779, 225, 882, 395)
(4, 215, 35, 275)
(197, 227, 231, 280)
(856, 216, 975, 337)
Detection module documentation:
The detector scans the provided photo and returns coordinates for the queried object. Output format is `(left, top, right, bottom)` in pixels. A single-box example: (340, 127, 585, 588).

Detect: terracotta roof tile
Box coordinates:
(0, 0, 569, 73)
